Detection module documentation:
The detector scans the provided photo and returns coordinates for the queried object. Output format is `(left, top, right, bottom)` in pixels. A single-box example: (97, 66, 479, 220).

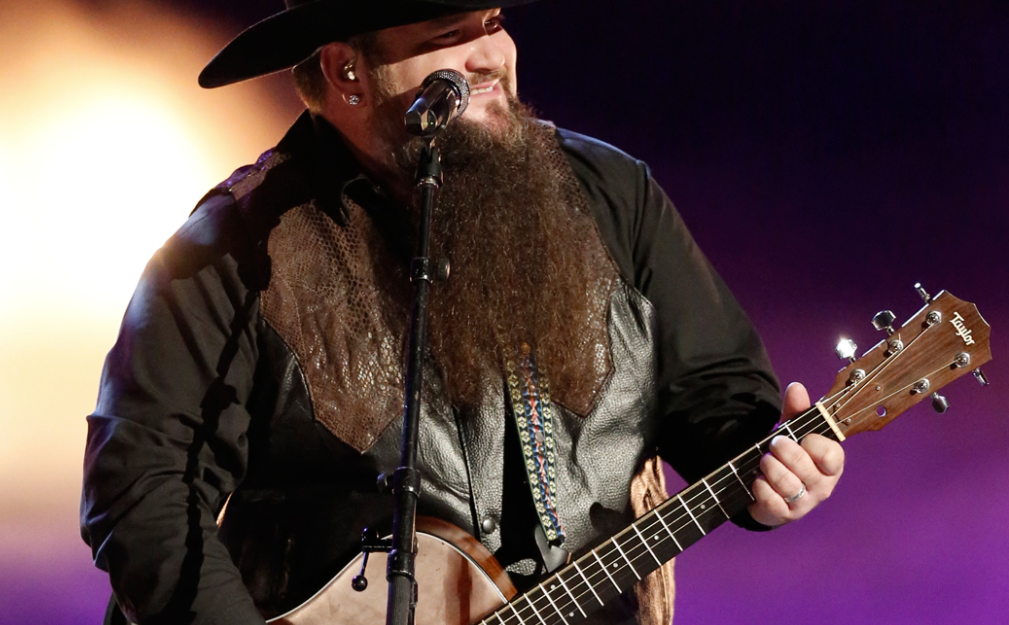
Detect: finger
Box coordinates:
(768, 434, 824, 490)
(759, 449, 807, 504)
(750, 476, 791, 524)
(801, 433, 845, 477)
(782, 382, 811, 421)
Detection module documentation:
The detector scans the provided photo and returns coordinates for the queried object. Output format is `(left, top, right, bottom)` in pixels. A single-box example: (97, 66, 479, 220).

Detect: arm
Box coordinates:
(629, 174, 782, 487)
(81, 195, 267, 624)
(559, 128, 843, 528)
(629, 165, 843, 527)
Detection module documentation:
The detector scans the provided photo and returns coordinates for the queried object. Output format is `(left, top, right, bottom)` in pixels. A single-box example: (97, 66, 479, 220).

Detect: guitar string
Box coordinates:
(491, 409, 832, 625)
(493, 314, 954, 623)
(825, 323, 934, 426)
(487, 454, 764, 625)
(539, 367, 955, 624)
(820, 359, 959, 427)
(540, 361, 949, 623)
(492, 400, 844, 625)
(490, 362, 914, 624)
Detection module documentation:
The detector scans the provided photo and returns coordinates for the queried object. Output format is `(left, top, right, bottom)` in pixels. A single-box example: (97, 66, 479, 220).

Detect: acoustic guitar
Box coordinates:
(265, 288, 991, 625)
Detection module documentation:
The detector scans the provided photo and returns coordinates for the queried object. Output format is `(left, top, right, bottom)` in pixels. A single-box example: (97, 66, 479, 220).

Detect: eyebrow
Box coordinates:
(427, 14, 467, 29)
(425, 9, 502, 31)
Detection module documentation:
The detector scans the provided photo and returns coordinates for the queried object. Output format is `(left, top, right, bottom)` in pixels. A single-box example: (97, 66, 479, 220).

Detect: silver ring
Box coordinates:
(783, 482, 807, 504)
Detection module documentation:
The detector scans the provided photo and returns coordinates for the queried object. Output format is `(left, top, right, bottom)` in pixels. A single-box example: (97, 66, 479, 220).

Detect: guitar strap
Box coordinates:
(504, 344, 567, 548)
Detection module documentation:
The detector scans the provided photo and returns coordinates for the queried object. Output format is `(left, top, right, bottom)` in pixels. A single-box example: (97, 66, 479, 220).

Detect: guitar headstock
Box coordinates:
(822, 289, 992, 439)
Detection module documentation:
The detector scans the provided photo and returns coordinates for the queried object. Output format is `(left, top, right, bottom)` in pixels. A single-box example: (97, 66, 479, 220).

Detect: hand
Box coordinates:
(747, 382, 845, 527)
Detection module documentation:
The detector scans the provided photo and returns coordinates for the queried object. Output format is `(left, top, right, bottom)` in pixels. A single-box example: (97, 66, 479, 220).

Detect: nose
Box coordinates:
(465, 33, 507, 75)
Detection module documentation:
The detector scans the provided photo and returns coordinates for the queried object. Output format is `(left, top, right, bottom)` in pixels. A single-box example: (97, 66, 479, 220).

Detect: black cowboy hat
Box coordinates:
(199, 0, 541, 88)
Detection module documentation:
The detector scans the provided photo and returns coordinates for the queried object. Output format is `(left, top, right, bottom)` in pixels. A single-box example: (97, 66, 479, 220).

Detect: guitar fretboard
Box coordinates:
(481, 405, 839, 625)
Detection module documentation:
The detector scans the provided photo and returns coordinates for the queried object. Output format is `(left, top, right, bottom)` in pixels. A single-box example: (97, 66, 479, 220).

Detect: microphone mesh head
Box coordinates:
(423, 69, 470, 116)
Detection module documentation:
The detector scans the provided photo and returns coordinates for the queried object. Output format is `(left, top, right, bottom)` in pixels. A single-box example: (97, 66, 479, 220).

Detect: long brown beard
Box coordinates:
(392, 98, 617, 414)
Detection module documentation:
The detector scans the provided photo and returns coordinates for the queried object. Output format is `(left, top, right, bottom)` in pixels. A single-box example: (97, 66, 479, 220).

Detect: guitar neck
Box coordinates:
(483, 406, 840, 625)
(485, 287, 993, 625)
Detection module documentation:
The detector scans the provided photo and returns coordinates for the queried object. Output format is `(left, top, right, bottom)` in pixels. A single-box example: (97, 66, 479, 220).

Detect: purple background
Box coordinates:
(11, 1, 1007, 623)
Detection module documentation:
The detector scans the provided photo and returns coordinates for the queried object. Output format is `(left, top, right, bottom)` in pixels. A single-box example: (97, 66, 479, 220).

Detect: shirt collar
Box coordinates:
(276, 110, 396, 225)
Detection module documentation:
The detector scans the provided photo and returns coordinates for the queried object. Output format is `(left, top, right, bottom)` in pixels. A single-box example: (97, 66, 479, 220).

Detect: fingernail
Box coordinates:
(770, 435, 787, 447)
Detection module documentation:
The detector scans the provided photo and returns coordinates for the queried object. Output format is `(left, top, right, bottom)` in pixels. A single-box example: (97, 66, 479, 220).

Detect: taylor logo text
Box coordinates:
(949, 312, 975, 346)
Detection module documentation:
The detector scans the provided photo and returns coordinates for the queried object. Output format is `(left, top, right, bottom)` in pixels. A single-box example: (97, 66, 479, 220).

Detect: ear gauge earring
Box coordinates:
(347, 95, 361, 106)
(342, 59, 357, 82)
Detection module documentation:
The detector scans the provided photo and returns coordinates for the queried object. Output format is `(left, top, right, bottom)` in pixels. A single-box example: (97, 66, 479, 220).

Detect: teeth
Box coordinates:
(471, 84, 494, 95)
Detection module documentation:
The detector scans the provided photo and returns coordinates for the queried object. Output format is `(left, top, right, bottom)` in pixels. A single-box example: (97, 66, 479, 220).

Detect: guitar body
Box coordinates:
(268, 517, 516, 625)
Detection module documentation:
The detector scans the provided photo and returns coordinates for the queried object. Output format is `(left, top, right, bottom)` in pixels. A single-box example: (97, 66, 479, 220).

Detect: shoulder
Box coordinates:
(143, 155, 282, 302)
(554, 127, 652, 198)
(552, 127, 661, 286)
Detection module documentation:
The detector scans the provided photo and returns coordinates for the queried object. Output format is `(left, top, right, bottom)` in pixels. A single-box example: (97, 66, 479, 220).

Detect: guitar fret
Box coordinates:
(508, 601, 528, 625)
(483, 408, 850, 625)
(525, 593, 548, 625)
(782, 421, 798, 442)
(611, 538, 641, 580)
(653, 507, 683, 551)
(728, 460, 755, 501)
(572, 560, 604, 605)
(556, 573, 587, 618)
(678, 493, 706, 535)
(632, 523, 662, 567)
(591, 549, 621, 591)
(539, 582, 569, 625)
(701, 477, 729, 518)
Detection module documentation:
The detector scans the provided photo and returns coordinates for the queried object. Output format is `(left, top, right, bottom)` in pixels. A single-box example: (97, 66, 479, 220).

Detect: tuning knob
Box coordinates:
(872, 310, 897, 335)
(915, 282, 932, 304)
(835, 338, 858, 363)
(974, 368, 990, 386)
(931, 392, 949, 413)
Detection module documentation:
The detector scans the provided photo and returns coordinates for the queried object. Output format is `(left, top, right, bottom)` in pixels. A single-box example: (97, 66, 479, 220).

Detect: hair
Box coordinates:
(292, 32, 379, 113)
(409, 98, 617, 414)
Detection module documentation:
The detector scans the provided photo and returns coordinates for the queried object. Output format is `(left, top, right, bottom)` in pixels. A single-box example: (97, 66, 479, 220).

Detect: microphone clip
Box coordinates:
(404, 69, 471, 137)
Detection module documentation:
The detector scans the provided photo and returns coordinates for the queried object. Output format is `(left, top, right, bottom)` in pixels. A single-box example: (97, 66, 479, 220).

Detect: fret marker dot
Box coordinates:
(550, 584, 556, 590)
(613, 562, 619, 569)
(569, 613, 574, 618)
(700, 504, 706, 510)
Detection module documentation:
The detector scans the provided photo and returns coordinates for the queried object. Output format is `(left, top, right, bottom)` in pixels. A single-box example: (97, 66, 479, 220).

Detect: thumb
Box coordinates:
(782, 382, 811, 422)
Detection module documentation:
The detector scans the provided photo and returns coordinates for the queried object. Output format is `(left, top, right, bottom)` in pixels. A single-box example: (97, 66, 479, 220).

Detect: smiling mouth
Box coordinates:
(471, 82, 497, 96)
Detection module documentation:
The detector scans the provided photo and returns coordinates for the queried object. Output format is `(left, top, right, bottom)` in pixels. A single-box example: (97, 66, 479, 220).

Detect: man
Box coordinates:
(81, 1, 845, 623)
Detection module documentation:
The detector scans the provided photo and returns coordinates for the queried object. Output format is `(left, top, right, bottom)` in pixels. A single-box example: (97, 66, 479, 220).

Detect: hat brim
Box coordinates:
(199, 0, 541, 89)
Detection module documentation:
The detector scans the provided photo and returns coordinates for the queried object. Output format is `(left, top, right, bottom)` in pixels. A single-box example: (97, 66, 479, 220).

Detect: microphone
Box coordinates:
(404, 69, 471, 137)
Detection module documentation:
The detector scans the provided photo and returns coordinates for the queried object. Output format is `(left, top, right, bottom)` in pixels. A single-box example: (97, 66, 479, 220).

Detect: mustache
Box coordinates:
(464, 69, 509, 89)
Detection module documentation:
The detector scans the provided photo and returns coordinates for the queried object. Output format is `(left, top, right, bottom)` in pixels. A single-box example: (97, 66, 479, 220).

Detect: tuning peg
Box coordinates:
(974, 368, 990, 386)
(872, 310, 897, 335)
(930, 392, 949, 413)
(835, 338, 857, 363)
(914, 282, 931, 304)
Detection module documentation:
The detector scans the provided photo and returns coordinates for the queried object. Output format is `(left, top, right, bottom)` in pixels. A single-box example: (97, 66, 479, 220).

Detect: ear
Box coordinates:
(320, 42, 367, 108)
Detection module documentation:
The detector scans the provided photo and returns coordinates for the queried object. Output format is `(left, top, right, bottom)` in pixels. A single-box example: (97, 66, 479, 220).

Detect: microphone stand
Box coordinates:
(385, 138, 443, 625)
(355, 68, 466, 625)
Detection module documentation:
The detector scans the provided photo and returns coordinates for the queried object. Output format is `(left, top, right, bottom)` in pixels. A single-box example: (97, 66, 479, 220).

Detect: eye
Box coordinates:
(485, 14, 506, 34)
(434, 29, 460, 42)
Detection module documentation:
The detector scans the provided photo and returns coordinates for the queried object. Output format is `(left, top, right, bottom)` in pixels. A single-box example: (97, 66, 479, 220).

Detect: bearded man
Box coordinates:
(81, 1, 845, 624)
